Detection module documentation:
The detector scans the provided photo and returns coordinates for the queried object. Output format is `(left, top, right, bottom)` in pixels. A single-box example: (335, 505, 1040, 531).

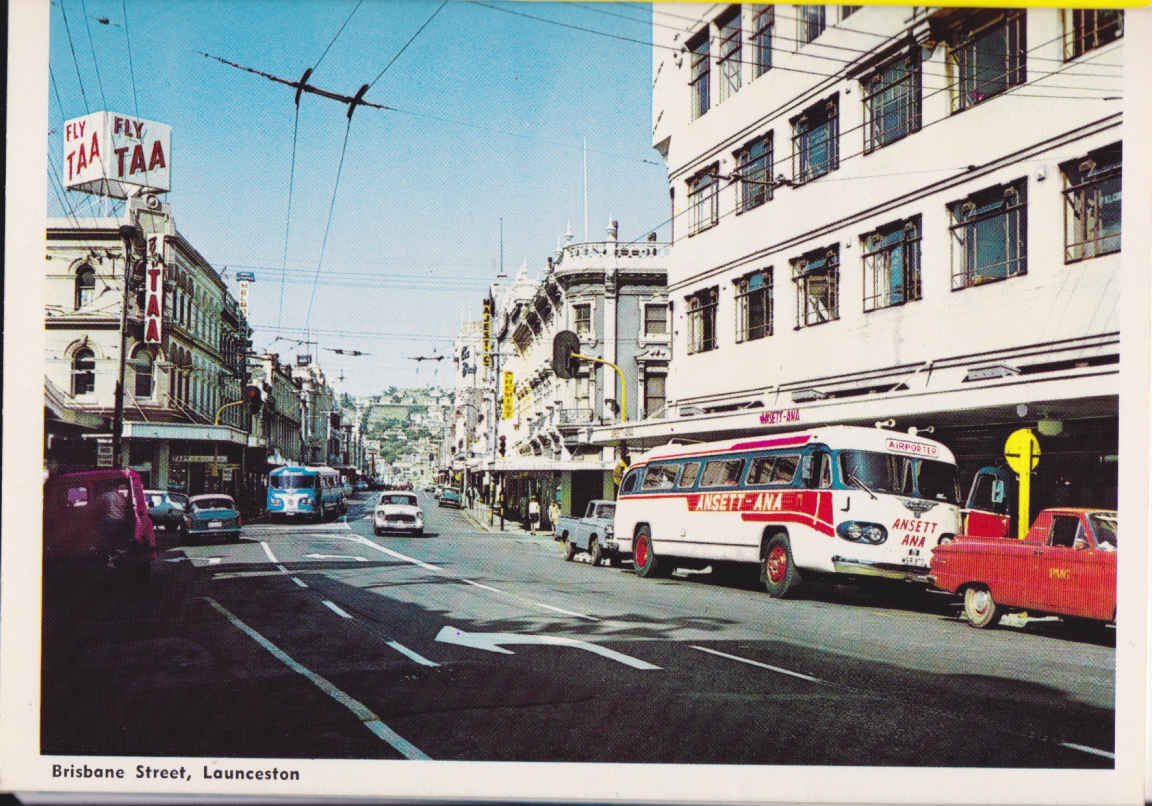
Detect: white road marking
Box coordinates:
(207, 557, 221, 566)
(689, 645, 825, 684)
(305, 553, 368, 562)
(436, 626, 660, 670)
(322, 600, 353, 619)
(259, 541, 281, 565)
(290, 577, 308, 588)
(1059, 742, 1115, 760)
(348, 534, 599, 620)
(202, 597, 430, 760)
(385, 640, 440, 668)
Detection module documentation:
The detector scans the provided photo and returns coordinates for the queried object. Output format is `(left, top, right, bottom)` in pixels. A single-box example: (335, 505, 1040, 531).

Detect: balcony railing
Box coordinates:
(557, 408, 594, 427)
(557, 241, 670, 264)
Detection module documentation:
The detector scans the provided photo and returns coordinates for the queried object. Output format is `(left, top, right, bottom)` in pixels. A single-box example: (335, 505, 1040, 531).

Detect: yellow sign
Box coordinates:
(1004, 428, 1040, 540)
(502, 371, 514, 419)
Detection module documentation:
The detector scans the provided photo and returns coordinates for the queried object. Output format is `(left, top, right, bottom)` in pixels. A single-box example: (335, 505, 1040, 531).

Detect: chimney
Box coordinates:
(607, 218, 619, 242)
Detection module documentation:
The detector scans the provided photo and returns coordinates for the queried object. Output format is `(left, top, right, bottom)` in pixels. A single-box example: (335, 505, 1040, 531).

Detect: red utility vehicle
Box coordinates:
(928, 508, 1116, 629)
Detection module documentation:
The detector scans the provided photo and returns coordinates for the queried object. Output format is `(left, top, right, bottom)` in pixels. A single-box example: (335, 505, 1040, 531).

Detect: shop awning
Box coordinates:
(482, 458, 614, 473)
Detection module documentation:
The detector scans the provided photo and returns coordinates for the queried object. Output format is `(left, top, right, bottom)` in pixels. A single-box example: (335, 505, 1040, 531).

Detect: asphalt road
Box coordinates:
(41, 490, 1116, 766)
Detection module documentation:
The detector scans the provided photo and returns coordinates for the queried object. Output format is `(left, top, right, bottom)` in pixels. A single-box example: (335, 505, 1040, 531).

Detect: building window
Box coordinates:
(792, 246, 839, 328)
(796, 5, 825, 45)
(644, 304, 667, 336)
(1065, 9, 1123, 60)
(840, 6, 861, 20)
(72, 348, 96, 395)
(717, 7, 741, 104)
(949, 179, 1027, 289)
(862, 216, 922, 311)
(1062, 144, 1121, 263)
(863, 52, 921, 153)
(792, 96, 838, 184)
(75, 266, 96, 309)
(751, 5, 773, 77)
(644, 375, 667, 419)
(686, 287, 719, 354)
(133, 348, 154, 398)
(687, 166, 719, 235)
(949, 11, 1025, 113)
(736, 133, 773, 213)
(688, 31, 710, 120)
(734, 269, 773, 342)
(573, 303, 592, 335)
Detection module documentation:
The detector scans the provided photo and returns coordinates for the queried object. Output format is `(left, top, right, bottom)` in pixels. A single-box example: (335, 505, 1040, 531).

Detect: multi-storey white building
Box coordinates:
(593, 5, 1122, 508)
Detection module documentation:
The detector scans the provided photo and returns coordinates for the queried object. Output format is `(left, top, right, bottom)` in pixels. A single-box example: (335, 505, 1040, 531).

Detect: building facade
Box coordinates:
(592, 5, 1122, 510)
(246, 352, 304, 468)
(45, 201, 255, 505)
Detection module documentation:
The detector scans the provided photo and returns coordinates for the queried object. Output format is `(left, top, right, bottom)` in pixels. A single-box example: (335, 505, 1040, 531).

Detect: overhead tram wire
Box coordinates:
(617, 39, 1119, 247)
(122, 0, 141, 121)
(47, 65, 85, 228)
(79, 0, 109, 109)
(367, 0, 448, 89)
(277, 0, 364, 331)
(58, 0, 91, 112)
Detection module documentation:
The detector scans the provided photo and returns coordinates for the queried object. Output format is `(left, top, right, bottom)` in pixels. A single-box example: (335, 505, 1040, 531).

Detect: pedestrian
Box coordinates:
(548, 498, 561, 533)
(527, 496, 541, 534)
(99, 480, 135, 568)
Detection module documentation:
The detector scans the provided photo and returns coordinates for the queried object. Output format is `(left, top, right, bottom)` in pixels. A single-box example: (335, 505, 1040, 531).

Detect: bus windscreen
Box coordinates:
(271, 474, 316, 490)
(840, 450, 959, 504)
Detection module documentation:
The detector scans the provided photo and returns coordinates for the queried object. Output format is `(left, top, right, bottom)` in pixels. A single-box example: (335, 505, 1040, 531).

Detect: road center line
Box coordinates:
(202, 597, 430, 760)
(290, 577, 308, 588)
(690, 645, 825, 684)
(322, 600, 353, 619)
(1059, 742, 1115, 760)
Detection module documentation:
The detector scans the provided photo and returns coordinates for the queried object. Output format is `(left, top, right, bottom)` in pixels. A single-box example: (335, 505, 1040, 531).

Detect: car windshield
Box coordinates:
(271, 474, 316, 490)
(147, 494, 164, 508)
(593, 503, 616, 519)
(193, 497, 234, 511)
(1090, 512, 1117, 546)
(839, 450, 960, 504)
(380, 495, 417, 506)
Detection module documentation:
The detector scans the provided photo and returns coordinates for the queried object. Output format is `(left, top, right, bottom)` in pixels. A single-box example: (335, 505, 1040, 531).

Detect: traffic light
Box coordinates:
(498, 436, 506, 457)
(244, 384, 263, 414)
(551, 330, 580, 379)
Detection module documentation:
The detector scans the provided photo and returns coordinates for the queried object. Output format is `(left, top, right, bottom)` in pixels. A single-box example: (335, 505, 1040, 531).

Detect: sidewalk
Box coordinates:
(460, 499, 555, 542)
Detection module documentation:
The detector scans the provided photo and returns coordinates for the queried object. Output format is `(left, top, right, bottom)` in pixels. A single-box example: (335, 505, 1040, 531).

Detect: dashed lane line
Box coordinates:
(1059, 742, 1116, 760)
(689, 645, 826, 684)
(322, 600, 353, 619)
(347, 534, 599, 621)
(202, 596, 430, 760)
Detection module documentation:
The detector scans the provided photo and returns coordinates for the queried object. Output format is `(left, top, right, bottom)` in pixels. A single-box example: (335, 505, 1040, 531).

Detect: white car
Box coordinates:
(373, 492, 424, 536)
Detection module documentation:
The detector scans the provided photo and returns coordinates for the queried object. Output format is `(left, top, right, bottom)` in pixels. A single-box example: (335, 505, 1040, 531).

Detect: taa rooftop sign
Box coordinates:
(63, 111, 171, 198)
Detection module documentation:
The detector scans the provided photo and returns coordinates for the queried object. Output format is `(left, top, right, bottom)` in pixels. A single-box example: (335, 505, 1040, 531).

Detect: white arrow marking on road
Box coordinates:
(435, 626, 660, 670)
(305, 553, 368, 562)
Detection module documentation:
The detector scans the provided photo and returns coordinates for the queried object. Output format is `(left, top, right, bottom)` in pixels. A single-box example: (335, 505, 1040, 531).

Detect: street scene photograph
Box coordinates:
(4, 0, 1149, 802)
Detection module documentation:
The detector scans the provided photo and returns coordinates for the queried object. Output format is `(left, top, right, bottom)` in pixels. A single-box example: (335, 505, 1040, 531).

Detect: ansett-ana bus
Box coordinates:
(266, 465, 346, 521)
(614, 425, 962, 597)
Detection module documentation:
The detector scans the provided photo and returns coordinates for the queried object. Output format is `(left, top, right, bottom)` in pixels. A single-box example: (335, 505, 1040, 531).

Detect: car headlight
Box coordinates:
(836, 521, 888, 544)
(300, 496, 311, 505)
(604, 525, 614, 538)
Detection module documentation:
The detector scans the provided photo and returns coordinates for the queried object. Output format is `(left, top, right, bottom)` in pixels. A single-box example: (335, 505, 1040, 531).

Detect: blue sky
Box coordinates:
(46, 0, 670, 394)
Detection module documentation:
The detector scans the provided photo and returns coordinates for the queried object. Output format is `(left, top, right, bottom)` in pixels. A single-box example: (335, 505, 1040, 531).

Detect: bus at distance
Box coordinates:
(613, 425, 962, 597)
(266, 465, 346, 522)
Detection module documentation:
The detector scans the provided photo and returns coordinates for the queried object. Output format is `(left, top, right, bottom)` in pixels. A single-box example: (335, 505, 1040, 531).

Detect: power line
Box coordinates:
(303, 118, 354, 334)
(368, 0, 448, 89)
(122, 0, 141, 119)
(313, 0, 364, 73)
(57, 0, 91, 112)
(79, 0, 108, 109)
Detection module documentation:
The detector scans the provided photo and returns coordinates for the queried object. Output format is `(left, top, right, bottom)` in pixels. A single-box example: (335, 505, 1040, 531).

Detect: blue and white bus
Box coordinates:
(266, 465, 346, 522)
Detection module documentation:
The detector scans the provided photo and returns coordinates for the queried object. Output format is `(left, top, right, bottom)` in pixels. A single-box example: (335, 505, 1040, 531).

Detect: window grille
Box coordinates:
(792, 97, 838, 184)
(687, 167, 719, 235)
(751, 5, 773, 77)
(792, 247, 839, 327)
(686, 287, 719, 353)
(689, 32, 711, 119)
(863, 52, 921, 153)
(797, 5, 825, 45)
(734, 269, 773, 341)
(1062, 145, 1121, 263)
(862, 217, 922, 311)
(1065, 9, 1122, 60)
(717, 8, 742, 103)
(949, 179, 1028, 289)
(950, 11, 1025, 112)
(736, 134, 773, 212)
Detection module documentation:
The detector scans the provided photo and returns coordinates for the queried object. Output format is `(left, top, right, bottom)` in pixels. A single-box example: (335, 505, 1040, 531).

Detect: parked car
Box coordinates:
(438, 488, 462, 508)
(144, 489, 189, 543)
(929, 508, 1117, 630)
(43, 469, 156, 581)
(555, 500, 619, 566)
(374, 492, 424, 536)
(185, 494, 242, 543)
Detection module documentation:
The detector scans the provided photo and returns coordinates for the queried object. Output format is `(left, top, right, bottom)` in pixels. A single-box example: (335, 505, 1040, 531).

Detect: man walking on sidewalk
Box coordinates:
(527, 497, 541, 534)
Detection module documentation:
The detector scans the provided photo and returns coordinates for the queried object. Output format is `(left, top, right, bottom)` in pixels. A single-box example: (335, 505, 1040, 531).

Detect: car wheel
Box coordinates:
(589, 537, 604, 567)
(633, 526, 666, 578)
(229, 531, 240, 544)
(373, 527, 382, 536)
(562, 539, 576, 561)
(762, 534, 801, 598)
(416, 528, 424, 537)
(963, 585, 1000, 629)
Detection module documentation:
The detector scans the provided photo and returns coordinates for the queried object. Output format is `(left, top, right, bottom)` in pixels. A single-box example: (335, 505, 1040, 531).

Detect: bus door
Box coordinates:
(963, 465, 1014, 538)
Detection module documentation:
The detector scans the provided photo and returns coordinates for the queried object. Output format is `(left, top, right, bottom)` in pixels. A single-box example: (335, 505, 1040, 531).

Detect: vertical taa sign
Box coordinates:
(63, 111, 171, 198)
(502, 372, 514, 419)
(144, 235, 165, 344)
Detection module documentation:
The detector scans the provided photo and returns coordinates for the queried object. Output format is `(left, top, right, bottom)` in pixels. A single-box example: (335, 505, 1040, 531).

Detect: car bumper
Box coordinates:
(830, 555, 929, 581)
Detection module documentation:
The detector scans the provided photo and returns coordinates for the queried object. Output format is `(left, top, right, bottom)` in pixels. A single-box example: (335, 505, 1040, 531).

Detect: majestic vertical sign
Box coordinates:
(482, 297, 493, 368)
(63, 111, 172, 198)
(502, 372, 514, 419)
(143, 235, 164, 344)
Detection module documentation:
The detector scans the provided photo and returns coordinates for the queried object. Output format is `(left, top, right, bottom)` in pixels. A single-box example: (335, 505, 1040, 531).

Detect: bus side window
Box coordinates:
(678, 461, 701, 488)
(803, 451, 832, 489)
(620, 470, 640, 495)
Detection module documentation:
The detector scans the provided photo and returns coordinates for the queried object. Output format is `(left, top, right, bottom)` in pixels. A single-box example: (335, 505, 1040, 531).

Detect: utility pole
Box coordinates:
(113, 224, 144, 469)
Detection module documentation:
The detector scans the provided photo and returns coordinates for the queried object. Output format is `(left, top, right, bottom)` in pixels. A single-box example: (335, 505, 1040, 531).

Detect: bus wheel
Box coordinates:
(633, 527, 665, 578)
(562, 539, 576, 561)
(963, 586, 1000, 629)
(762, 534, 801, 598)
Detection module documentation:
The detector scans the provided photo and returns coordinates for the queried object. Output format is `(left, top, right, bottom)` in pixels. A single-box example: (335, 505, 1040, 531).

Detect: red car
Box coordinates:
(928, 508, 1116, 629)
